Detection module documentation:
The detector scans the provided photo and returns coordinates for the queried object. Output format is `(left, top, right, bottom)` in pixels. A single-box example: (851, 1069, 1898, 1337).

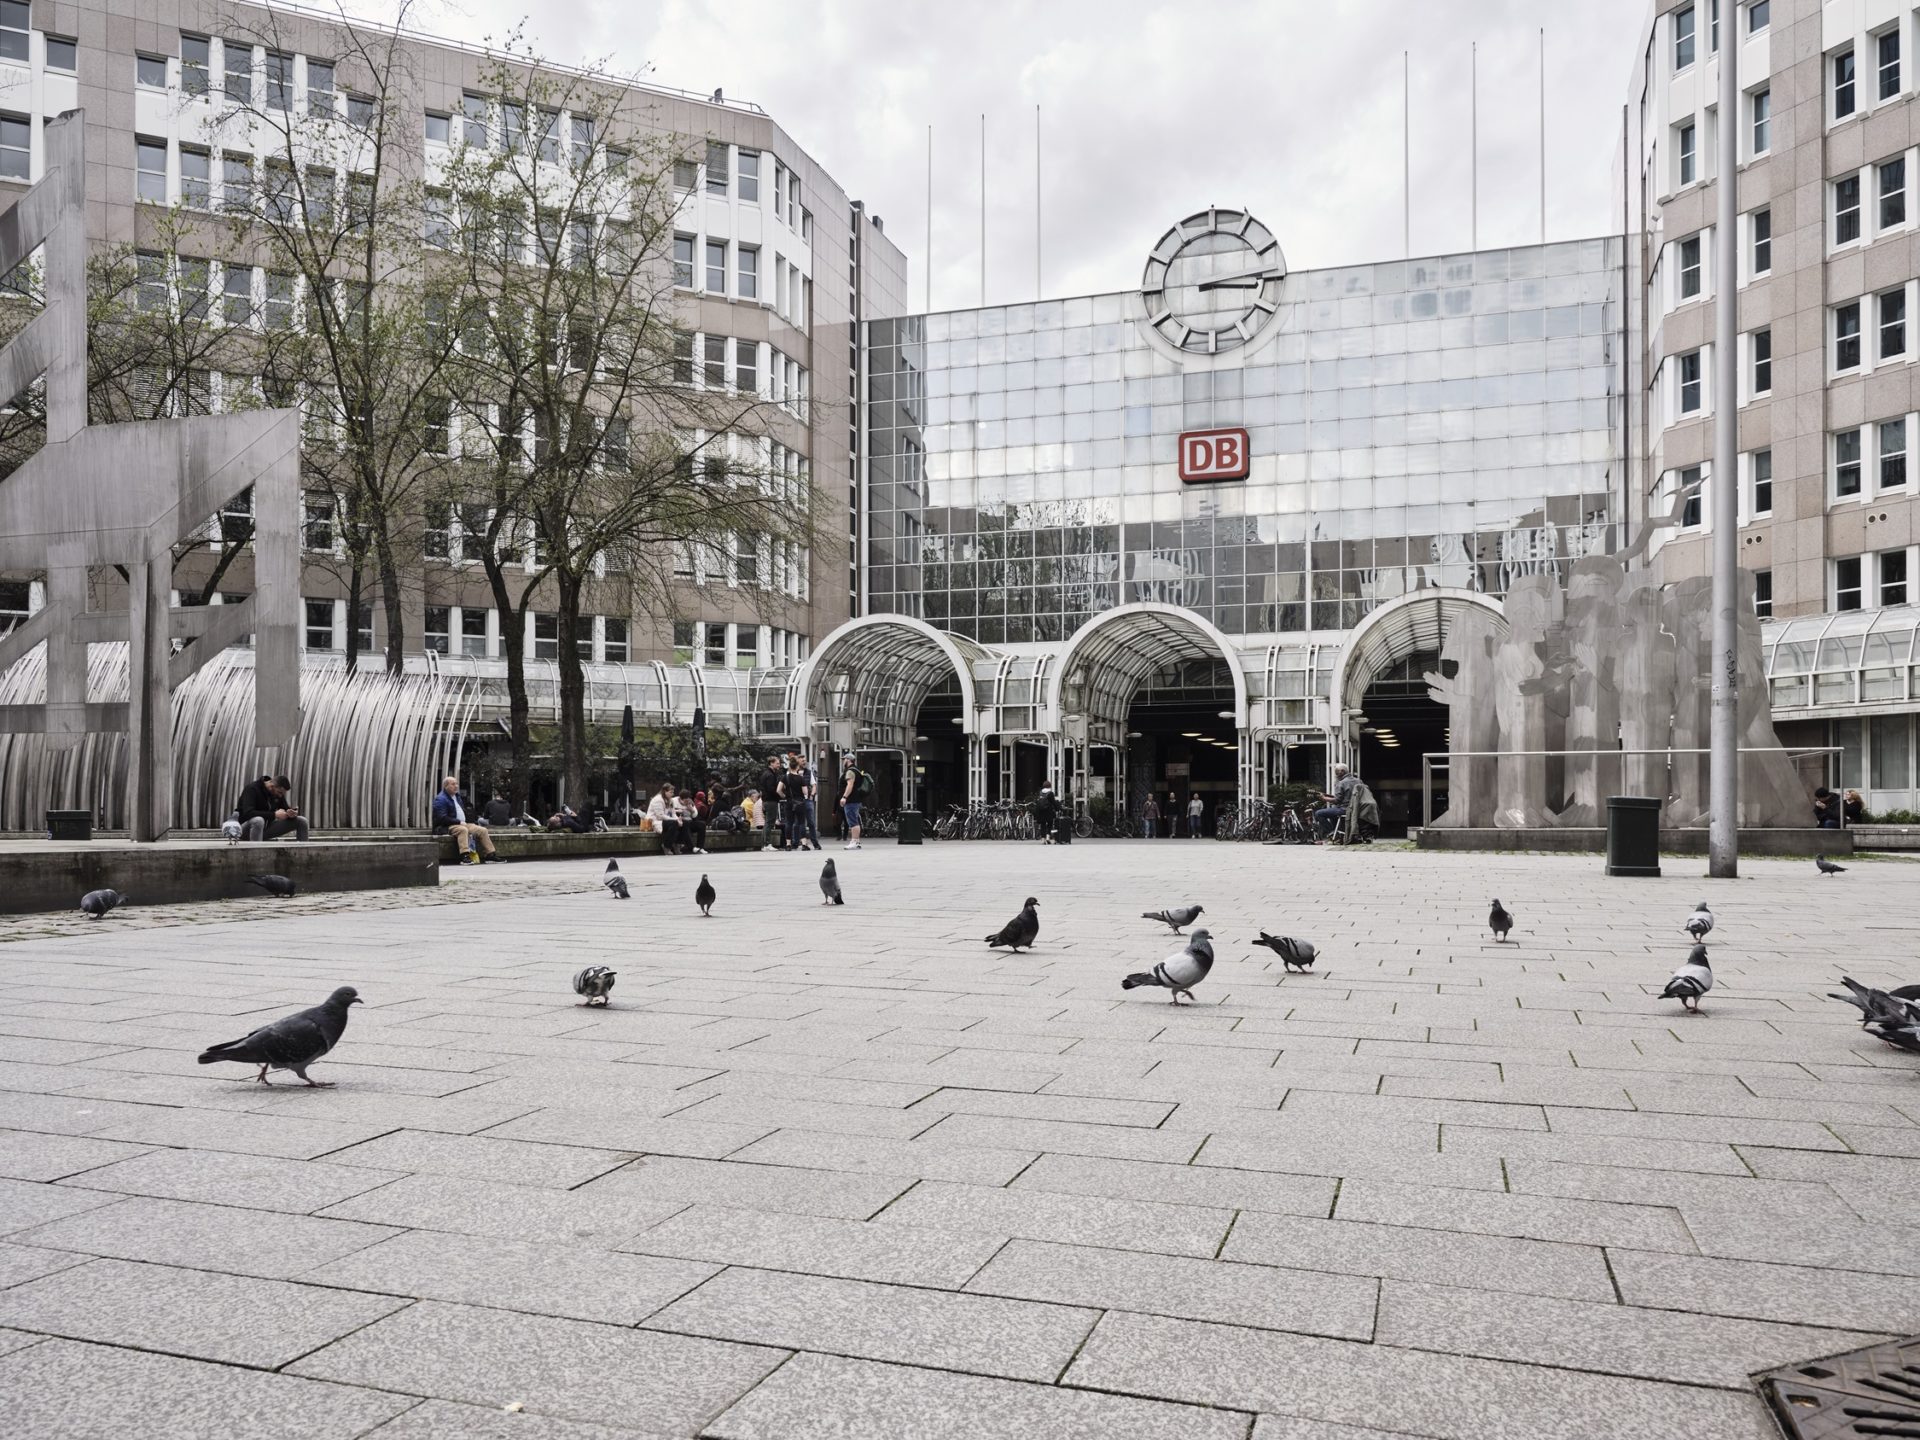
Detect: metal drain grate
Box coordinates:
(1760, 1336, 1920, 1438)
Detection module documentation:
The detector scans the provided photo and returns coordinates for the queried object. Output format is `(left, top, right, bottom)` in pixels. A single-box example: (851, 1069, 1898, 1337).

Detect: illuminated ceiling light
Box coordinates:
(1181, 732, 1203, 738)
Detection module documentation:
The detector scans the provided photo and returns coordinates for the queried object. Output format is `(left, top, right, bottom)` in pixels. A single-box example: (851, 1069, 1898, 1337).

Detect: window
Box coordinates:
(45, 36, 74, 73)
(1674, 4, 1696, 69)
(304, 598, 336, 650)
(302, 493, 334, 551)
(1751, 88, 1770, 154)
(1678, 235, 1701, 299)
(263, 159, 294, 225)
(423, 395, 450, 455)
(135, 138, 166, 201)
(773, 160, 785, 219)
(424, 606, 450, 655)
(423, 500, 451, 559)
(137, 53, 167, 87)
(1678, 122, 1697, 186)
(354, 603, 373, 654)
(736, 341, 758, 394)
(135, 251, 166, 312)
(603, 617, 629, 664)
(1835, 48, 1857, 119)
(1752, 448, 1773, 514)
(501, 102, 524, 153)
(264, 271, 293, 331)
(222, 153, 252, 213)
(424, 189, 452, 248)
(180, 147, 210, 208)
(461, 608, 489, 657)
(1882, 550, 1910, 606)
(265, 52, 292, 110)
(177, 258, 210, 322)
(705, 624, 727, 668)
(672, 328, 694, 384)
(674, 157, 696, 192)
(180, 35, 208, 96)
(570, 115, 592, 167)
(1883, 418, 1908, 488)
(306, 166, 334, 229)
(1678, 350, 1703, 413)
(224, 41, 250, 103)
(1837, 428, 1864, 496)
(425, 110, 449, 144)
(704, 334, 727, 388)
(1752, 328, 1772, 394)
(346, 173, 373, 233)
(1880, 28, 1901, 100)
(1710, 0, 1719, 51)
(1837, 556, 1864, 610)
(1883, 288, 1908, 359)
(462, 93, 488, 147)
(1680, 464, 1704, 528)
(222, 263, 254, 327)
(606, 146, 629, 175)
(1883, 157, 1907, 229)
(1753, 568, 1772, 618)
(567, 216, 592, 271)
(672, 233, 694, 287)
(533, 613, 558, 660)
(1837, 301, 1862, 371)
(672, 620, 696, 662)
(306, 60, 335, 115)
(735, 531, 759, 586)
(602, 417, 629, 470)
(347, 94, 373, 129)
(738, 244, 759, 299)
(706, 238, 726, 292)
(536, 107, 560, 163)
(706, 140, 729, 195)
(1836, 174, 1862, 244)
(739, 149, 760, 202)
(1752, 207, 1772, 273)
(0, 579, 27, 635)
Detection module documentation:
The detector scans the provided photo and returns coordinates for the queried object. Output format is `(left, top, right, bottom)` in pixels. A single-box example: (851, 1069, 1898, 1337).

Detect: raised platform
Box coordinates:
(1412, 826, 1854, 856)
(431, 827, 769, 864)
(1851, 824, 1920, 852)
(0, 837, 439, 915)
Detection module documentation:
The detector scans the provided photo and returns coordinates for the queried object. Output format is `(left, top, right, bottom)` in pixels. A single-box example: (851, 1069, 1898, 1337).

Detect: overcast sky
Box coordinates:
(387, 0, 1650, 309)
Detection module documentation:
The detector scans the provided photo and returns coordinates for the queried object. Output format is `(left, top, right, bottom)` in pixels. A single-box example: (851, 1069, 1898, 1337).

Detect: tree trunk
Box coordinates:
(344, 554, 365, 675)
(554, 566, 587, 809)
(482, 551, 532, 816)
(373, 520, 406, 676)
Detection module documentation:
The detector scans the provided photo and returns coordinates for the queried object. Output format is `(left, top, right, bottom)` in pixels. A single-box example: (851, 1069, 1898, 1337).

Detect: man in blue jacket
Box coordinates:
(433, 775, 496, 863)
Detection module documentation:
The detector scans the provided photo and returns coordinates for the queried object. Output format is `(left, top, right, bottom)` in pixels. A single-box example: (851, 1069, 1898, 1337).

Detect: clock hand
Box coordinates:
(1195, 263, 1284, 292)
(1196, 278, 1260, 292)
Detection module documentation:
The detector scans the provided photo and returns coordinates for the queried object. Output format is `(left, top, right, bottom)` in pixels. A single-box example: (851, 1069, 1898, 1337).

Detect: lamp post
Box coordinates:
(1709, 26, 1740, 877)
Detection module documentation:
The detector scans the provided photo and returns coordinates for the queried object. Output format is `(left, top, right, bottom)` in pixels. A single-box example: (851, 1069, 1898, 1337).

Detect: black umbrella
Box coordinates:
(691, 706, 707, 780)
(619, 705, 635, 822)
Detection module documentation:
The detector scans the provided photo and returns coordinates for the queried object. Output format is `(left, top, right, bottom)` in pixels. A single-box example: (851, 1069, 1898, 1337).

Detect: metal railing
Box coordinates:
(1418, 748, 1845, 829)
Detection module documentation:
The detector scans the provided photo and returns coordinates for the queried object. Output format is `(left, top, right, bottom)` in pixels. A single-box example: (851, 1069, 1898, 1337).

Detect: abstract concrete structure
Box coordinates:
(0, 113, 299, 839)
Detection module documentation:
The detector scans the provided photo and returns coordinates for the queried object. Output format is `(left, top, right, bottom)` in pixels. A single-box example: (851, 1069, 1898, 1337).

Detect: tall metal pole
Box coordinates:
(1035, 104, 1042, 300)
(1403, 51, 1410, 257)
(1471, 42, 1477, 250)
(1538, 28, 1547, 243)
(1709, 24, 1740, 876)
(979, 112, 986, 306)
(925, 124, 932, 312)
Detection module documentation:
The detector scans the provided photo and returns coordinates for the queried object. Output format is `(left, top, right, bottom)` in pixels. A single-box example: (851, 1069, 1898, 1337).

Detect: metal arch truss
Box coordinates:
(796, 617, 993, 757)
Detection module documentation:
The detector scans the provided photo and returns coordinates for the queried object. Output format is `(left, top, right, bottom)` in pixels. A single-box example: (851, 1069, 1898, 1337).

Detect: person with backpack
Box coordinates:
(840, 755, 871, 850)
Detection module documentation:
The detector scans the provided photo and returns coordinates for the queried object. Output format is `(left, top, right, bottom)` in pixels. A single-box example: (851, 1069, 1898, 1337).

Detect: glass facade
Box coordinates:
(865, 237, 1624, 646)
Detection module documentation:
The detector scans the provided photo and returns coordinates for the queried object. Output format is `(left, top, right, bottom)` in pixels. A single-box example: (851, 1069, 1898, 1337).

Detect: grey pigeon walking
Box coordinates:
(1816, 855, 1847, 876)
(986, 897, 1039, 952)
(1684, 902, 1714, 940)
(247, 873, 296, 898)
(820, 858, 844, 905)
(1142, 904, 1203, 934)
(1123, 928, 1216, 1005)
(197, 985, 361, 1086)
(221, 816, 242, 843)
(572, 966, 616, 1006)
(78, 889, 124, 920)
(1254, 933, 1315, 971)
(1488, 899, 1513, 942)
(1660, 943, 1713, 1014)
(1829, 976, 1920, 1029)
(603, 860, 629, 901)
(696, 874, 716, 916)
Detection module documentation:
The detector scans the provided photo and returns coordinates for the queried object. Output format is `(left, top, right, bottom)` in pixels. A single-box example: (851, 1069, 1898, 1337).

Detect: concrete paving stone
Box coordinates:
(88, 1047, 490, 1097)
(908, 1088, 1176, 1126)
(1503, 1158, 1863, 1219)
(1373, 1279, 1889, 1387)
(0, 1174, 131, 1235)
(965, 1236, 1377, 1338)
(1196, 1132, 1507, 1191)
(875, 1179, 1233, 1256)
(1062, 1309, 1776, 1440)
(701, 1351, 1256, 1440)
(321, 1129, 636, 1188)
(662, 1070, 941, 1110)
(665, 1093, 939, 1139)
(1612, 1246, 1920, 1330)
(59, 1145, 404, 1213)
(725, 1127, 1037, 1184)
(1251, 1416, 1444, 1440)
(832, 1057, 1062, 1093)
(289, 1298, 785, 1432)
(83, 1106, 401, 1159)
(1273, 1090, 1551, 1131)
(226, 1090, 536, 1135)
(304, 1228, 719, 1324)
(0, 1238, 88, 1288)
(1823, 1121, 1920, 1157)
(0, 1256, 409, 1367)
(316, 1172, 685, 1247)
(1011, 1152, 1336, 1217)
(1221, 1211, 1615, 1301)
(0, 1327, 42, 1357)
(581, 1154, 916, 1219)
(916, 1112, 1203, 1163)
(477, 1108, 773, 1159)
(619, 1203, 1004, 1288)
(1538, 1106, 1847, 1150)
(10, 1194, 401, 1278)
(364, 1399, 675, 1440)
(643, 1265, 1098, 1381)
(0, 1035, 138, 1065)
(1437, 1126, 1750, 1174)
(0, 1091, 168, 1137)
(0, 1337, 417, 1440)
(1334, 1178, 1698, 1252)
(0, 1128, 153, 1181)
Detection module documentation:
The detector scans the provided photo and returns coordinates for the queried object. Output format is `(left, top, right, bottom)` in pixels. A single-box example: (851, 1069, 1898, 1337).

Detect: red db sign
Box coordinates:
(1178, 428, 1250, 483)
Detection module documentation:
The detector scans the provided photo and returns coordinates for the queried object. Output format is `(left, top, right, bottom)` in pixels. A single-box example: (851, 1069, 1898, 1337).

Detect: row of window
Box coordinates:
(670, 620, 808, 670)
(135, 135, 375, 230)
(1831, 152, 1910, 251)
(426, 96, 627, 174)
(668, 142, 813, 240)
(303, 597, 635, 663)
(1830, 25, 1905, 125)
(671, 231, 812, 324)
(1667, 418, 1920, 527)
(671, 330, 811, 418)
(1670, 0, 1772, 74)
(139, 34, 371, 122)
(1835, 549, 1916, 612)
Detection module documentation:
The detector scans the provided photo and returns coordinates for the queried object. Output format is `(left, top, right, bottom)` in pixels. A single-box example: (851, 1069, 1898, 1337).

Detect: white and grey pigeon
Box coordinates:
(1684, 902, 1714, 941)
(1253, 932, 1315, 971)
(820, 858, 845, 906)
(221, 815, 243, 843)
(603, 860, 629, 901)
(1660, 942, 1714, 1014)
(1489, 899, 1513, 942)
(197, 985, 362, 1086)
(1124, 928, 1216, 1005)
(78, 888, 124, 920)
(572, 966, 616, 1006)
(1142, 904, 1204, 934)
(1816, 855, 1847, 876)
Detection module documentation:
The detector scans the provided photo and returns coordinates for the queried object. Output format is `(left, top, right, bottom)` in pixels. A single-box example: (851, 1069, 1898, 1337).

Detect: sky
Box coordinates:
(374, 0, 1651, 310)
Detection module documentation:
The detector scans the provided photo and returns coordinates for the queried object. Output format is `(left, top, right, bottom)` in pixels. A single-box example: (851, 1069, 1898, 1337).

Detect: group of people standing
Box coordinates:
(744, 749, 872, 852)
(1139, 792, 1210, 839)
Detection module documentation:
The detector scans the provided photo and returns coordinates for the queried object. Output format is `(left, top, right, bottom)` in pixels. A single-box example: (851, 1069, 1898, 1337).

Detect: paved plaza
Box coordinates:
(0, 838, 1914, 1438)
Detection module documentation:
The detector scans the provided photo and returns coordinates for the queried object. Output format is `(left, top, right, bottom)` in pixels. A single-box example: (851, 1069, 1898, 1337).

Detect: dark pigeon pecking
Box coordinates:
(1684, 902, 1714, 940)
(1488, 899, 1513, 942)
(78, 889, 125, 920)
(197, 985, 361, 1086)
(1660, 943, 1713, 1014)
(572, 966, 616, 1006)
(985, 897, 1039, 952)
(1816, 855, 1847, 876)
(1142, 904, 1203, 934)
(820, 858, 845, 906)
(1253, 933, 1316, 971)
(247, 873, 296, 898)
(696, 874, 716, 916)
(603, 860, 629, 901)
(1123, 928, 1216, 1005)
(1829, 976, 1920, 1030)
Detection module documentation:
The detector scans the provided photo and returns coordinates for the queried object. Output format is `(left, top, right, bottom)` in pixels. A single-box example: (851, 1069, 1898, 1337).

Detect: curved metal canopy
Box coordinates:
(1328, 589, 1507, 719)
(796, 614, 991, 749)
(1049, 603, 1250, 730)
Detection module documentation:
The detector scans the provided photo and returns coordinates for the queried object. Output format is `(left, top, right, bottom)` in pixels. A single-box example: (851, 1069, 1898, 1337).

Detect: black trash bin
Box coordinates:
(1054, 814, 1074, 845)
(1606, 795, 1662, 877)
(46, 809, 91, 841)
(896, 810, 923, 845)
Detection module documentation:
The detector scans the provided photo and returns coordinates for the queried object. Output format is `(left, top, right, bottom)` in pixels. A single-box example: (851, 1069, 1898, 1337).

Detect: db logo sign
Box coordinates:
(1178, 428, 1250, 483)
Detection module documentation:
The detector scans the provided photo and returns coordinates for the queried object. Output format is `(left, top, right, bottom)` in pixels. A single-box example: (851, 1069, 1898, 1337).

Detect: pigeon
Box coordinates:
(1829, 976, 1920, 1029)
(820, 858, 844, 905)
(247, 873, 296, 898)
(1684, 902, 1714, 940)
(1660, 942, 1713, 1014)
(695, 874, 716, 916)
(221, 816, 242, 843)
(1142, 904, 1204, 933)
(1123, 928, 1216, 1005)
(197, 985, 361, 1086)
(1816, 855, 1847, 876)
(1867, 1013, 1920, 1055)
(1489, 899, 1513, 942)
(572, 965, 616, 1006)
(1253, 932, 1316, 971)
(603, 859, 629, 901)
(78, 889, 124, 920)
(985, 897, 1039, 952)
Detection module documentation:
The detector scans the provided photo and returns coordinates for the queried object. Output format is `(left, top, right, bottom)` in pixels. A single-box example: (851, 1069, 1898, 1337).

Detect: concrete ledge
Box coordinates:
(1851, 824, 1920, 851)
(0, 838, 440, 915)
(432, 828, 768, 864)
(1412, 827, 1854, 856)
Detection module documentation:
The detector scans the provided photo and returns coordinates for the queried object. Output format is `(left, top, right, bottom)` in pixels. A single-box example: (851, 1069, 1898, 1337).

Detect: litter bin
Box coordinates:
(896, 809, 924, 845)
(46, 809, 91, 841)
(1054, 814, 1074, 845)
(1606, 795, 1662, 877)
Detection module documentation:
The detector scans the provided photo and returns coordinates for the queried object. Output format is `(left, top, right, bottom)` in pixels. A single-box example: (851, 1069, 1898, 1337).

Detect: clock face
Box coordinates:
(1141, 209, 1286, 354)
